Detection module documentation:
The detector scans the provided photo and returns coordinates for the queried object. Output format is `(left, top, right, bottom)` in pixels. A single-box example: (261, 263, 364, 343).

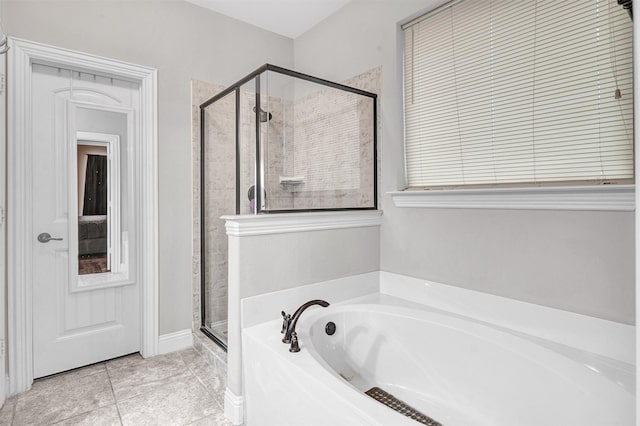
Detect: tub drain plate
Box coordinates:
(365, 387, 443, 426)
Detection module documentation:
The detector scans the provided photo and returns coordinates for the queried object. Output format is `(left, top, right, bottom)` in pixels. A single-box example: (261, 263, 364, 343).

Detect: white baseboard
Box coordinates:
(158, 329, 193, 355)
(224, 387, 244, 425)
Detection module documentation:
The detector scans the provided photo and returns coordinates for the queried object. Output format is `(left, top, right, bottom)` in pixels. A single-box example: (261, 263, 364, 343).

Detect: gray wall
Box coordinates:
(1, 0, 294, 334)
(294, 0, 635, 324)
(227, 225, 380, 401)
(236, 227, 380, 299)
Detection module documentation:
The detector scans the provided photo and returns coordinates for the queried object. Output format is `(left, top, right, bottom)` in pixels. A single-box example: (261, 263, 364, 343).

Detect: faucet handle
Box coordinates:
(289, 331, 300, 353)
(280, 311, 291, 334)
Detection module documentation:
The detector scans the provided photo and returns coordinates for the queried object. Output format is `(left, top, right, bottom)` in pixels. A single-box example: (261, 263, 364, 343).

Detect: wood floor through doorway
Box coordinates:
(78, 254, 108, 275)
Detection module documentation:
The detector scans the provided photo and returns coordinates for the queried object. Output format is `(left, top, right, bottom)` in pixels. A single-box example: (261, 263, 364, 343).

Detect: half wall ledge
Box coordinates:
(221, 210, 383, 237)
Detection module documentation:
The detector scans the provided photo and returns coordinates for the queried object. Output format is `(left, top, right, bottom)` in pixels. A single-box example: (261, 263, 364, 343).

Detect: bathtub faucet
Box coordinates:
(281, 299, 330, 353)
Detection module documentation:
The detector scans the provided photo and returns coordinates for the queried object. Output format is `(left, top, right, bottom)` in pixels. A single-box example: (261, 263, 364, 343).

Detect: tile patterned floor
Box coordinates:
(0, 348, 232, 426)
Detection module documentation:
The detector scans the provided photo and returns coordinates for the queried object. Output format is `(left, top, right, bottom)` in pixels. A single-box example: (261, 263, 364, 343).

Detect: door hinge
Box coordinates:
(0, 74, 5, 94)
(0, 207, 4, 227)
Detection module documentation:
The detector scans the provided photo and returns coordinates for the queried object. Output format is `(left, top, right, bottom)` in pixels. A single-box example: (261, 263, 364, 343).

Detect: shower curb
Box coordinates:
(193, 329, 228, 379)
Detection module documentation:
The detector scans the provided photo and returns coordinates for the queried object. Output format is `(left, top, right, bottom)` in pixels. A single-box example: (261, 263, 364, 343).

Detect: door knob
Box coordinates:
(37, 232, 63, 243)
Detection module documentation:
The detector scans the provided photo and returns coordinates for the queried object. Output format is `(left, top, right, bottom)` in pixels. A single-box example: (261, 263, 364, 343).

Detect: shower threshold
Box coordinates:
(209, 320, 228, 340)
(200, 319, 228, 351)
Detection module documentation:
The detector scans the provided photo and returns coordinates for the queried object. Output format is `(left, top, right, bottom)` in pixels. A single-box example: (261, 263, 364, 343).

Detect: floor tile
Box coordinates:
(108, 352, 187, 401)
(52, 404, 121, 426)
(0, 396, 16, 425)
(13, 371, 114, 425)
(186, 410, 233, 426)
(177, 348, 201, 365)
(201, 377, 225, 408)
(117, 373, 218, 426)
(8, 347, 230, 426)
(105, 353, 144, 372)
(43, 362, 107, 382)
(179, 348, 225, 407)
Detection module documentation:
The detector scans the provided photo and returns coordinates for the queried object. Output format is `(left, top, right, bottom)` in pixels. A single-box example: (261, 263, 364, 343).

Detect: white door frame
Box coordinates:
(7, 37, 158, 395)
(0, 29, 7, 407)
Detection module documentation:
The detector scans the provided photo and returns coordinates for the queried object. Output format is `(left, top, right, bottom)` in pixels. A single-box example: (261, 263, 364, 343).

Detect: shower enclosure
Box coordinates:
(199, 64, 377, 348)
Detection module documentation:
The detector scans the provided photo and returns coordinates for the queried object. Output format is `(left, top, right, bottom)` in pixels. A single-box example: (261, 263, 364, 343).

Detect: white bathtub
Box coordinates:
(242, 296, 635, 425)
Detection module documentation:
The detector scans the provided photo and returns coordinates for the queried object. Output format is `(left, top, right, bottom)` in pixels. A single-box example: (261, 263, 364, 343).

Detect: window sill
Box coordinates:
(389, 185, 635, 211)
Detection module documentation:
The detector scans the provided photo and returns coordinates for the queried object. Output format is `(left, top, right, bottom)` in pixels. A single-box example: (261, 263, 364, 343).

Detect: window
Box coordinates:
(403, 0, 633, 189)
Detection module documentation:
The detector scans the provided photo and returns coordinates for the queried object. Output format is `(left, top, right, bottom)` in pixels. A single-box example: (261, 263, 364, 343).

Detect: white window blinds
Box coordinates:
(403, 0, 633, 188)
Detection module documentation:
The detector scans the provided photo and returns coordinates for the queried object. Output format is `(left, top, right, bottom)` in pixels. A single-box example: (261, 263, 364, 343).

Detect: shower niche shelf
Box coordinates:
(279, 176, 305, 185)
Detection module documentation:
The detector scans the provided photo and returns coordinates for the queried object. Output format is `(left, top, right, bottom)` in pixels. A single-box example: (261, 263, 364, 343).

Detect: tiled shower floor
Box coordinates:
(0, 349, 231, 426)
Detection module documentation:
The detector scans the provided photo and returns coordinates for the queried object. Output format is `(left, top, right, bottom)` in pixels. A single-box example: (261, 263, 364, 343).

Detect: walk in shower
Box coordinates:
(199, 64, 378, 348)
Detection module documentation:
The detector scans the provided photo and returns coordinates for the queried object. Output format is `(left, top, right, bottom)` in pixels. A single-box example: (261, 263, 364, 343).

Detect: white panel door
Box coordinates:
(31, 64, 140, 378)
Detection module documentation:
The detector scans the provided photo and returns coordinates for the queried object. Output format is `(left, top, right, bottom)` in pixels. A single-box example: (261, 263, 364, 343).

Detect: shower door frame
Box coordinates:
(198, 63, 378, 348)
(198, 86, 240, 350)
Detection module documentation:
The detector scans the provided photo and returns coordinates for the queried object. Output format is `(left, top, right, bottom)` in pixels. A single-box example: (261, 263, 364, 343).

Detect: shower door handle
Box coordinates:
(37, 232, 63, 243)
